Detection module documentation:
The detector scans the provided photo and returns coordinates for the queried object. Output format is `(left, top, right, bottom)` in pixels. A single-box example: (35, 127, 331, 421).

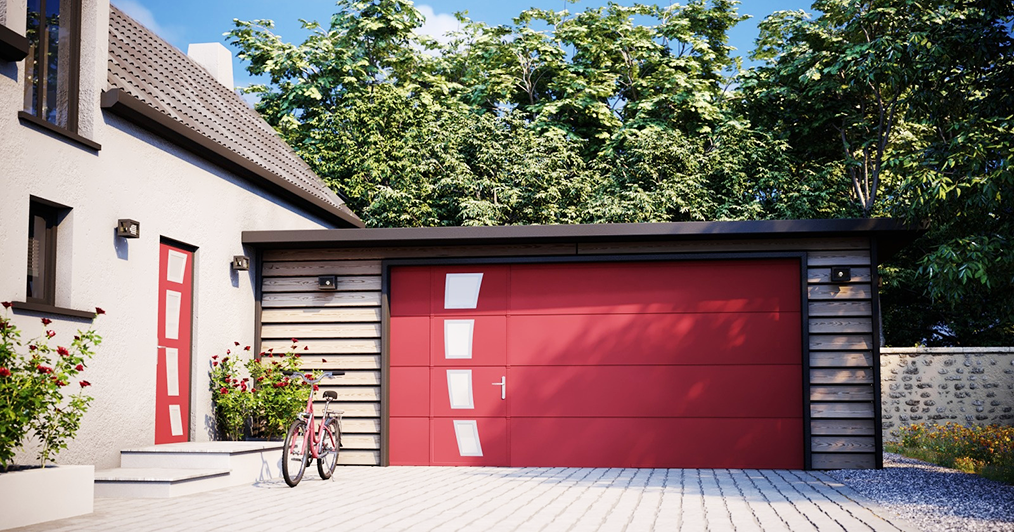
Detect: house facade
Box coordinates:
(0, 0, 360, 469)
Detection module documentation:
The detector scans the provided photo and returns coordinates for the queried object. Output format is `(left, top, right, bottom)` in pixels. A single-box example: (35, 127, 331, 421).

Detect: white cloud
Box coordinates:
(415, 5, 459, 46)
(112, 0, 183, 45)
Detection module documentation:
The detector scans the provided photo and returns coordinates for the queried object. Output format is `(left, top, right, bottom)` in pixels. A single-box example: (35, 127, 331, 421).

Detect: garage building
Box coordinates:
(244, 219, 916, 470)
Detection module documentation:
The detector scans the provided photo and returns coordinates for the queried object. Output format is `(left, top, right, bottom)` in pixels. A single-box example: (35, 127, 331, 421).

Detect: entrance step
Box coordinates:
(95, 441, 283, 498)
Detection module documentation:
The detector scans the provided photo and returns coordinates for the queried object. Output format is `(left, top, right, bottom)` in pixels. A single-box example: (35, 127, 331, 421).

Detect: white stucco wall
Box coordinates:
(1, 1, 336, 469)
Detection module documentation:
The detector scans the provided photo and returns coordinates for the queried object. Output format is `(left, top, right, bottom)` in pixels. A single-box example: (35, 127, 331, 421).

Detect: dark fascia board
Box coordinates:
(100, 88, 364, 228)
(243, 218, 922, 261)
(0, 23, 29, 62)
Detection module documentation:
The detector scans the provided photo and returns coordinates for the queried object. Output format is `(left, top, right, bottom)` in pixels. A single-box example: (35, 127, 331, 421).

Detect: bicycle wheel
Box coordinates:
(282, 419, 309, 487)
(317, 418, 341, 480)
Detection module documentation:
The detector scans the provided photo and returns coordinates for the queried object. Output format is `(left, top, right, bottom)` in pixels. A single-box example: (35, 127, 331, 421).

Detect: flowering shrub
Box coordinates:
(0, 303, 102, 469)
(893, 422, 1014, 484)
(210, 340, 312, 440)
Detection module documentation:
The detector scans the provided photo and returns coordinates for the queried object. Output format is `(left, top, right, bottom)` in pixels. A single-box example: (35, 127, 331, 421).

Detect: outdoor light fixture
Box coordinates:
(116, 219, 140, 238)
(831, 267, 852, 283)
(232, 255, 250, 271)
(318, 275, 337, 290)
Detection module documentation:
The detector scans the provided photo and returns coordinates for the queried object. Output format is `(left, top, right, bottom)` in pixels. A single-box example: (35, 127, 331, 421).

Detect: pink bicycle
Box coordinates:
(282, 371, 345, 487)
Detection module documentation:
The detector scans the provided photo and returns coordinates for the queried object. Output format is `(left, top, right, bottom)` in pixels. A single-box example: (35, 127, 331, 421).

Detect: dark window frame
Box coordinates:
(26, 198, 62, 306)
(22, 0, 83, 133)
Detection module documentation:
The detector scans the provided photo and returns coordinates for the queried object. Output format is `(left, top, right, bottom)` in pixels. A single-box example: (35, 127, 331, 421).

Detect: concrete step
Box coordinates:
(94, 467, 231, 498)
(95, 441, 286, 498)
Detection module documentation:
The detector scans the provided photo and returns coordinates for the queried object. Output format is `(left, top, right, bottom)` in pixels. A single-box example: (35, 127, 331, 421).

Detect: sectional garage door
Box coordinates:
(388, 259, 803, 468)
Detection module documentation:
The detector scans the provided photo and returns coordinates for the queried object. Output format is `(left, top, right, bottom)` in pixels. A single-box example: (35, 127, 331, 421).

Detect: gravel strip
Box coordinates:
(825, 452, 1014, 532)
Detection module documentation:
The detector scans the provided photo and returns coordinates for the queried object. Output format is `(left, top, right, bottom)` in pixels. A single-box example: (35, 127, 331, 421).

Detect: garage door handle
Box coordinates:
(492, 376, 505, 400)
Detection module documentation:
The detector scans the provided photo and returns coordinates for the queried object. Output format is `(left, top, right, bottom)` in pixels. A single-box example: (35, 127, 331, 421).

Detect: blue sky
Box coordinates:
(117, 0, 815, 90)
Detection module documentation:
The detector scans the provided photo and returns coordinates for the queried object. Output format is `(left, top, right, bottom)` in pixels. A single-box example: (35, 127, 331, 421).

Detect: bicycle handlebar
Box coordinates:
(289, 371, 346, 385)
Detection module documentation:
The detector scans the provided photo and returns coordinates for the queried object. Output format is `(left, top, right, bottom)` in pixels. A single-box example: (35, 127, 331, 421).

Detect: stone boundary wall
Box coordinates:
(881, 347, 1014, 441)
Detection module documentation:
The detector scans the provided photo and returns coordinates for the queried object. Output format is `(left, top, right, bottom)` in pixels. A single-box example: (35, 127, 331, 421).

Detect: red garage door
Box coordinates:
(389, 259, 803, 468)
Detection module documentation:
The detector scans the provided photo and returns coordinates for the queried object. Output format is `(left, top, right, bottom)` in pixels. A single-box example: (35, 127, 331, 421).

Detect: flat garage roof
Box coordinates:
(242, 218, 919, 260)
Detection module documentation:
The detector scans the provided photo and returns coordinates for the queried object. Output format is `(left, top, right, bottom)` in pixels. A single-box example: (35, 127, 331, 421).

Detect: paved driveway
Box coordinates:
(19, 467, 915, 531)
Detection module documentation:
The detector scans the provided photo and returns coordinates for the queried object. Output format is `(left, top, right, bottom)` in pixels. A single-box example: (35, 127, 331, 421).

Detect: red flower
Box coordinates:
(226, 349, 231, 355)
(242, 377, 249, 382)
(45, 330, 55, 338)
(36, 364, 53, 374)
(57, 346, 70, 357)
(29, 345, 37, 351)
(268, 348, 274, 353)
(234, 341, 240, 346)
(291, 338, 298, 343)
(304, 373, 313, 380)
(271, 361, 279, 366)
(1, 302, 11, 309)
(75, 364, 84, 371)
(219, 387, 228, 395)
(256, 376, 264, 382)
(303, 346, 309, 351)
(41, 317, 52, 325)
(223, 357, 229, 362)
(240, 384, 247, 391)
(211, 355, 218, 360)
(74, 335, 80, 341)
(79, 380, 91, 388)
(313, 384, 319, 391)
(244, 345, 251, 351)
(322, 359, 327, 363)
(95, 307, 106, 315)
(0, 367, 11, 377)
(212, 361, 218, 367)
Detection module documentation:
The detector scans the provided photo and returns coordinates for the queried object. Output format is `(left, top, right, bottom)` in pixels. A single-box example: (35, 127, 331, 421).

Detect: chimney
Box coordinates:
(187, 42, 234, 91)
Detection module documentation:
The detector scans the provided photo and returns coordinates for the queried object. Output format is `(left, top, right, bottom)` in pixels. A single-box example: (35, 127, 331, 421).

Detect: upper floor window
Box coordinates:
(23, 0, 81, 132)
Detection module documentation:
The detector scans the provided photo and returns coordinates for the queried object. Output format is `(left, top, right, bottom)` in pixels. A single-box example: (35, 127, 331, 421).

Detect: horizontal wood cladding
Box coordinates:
(810, 369, 875, 384)
(811, 436, 876, 453)
(263, 276, 381, 292)
(262, 292, 381, 308)
(577, 237, 868, 255)
(807, 251, 871, 266)
(810, 402, 876, 418)
(264, 260, 382, 277)
(262, 323, 382, 339)
(810, 419, 876, 435)
(807, 284, 872, 300)
(260, 258, 384, 465)
(262, 338, 381, 354)
(339, 451, 381, 465)
(810, 351, 874, 367)
(810, 386, 875, 402)
(808, 301, 873, 317)
(263, 244, 578, 261)
(805, 245, 878, 470)
(809, 335, 874, 351)
(811, 453, 876, 469)
(262, 308, 382, 323)
(808, 318, 873, 334)
(807, 267, 871, 283)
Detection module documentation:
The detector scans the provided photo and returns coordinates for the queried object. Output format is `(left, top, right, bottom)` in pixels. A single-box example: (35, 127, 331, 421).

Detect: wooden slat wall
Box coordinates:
(806, 249, 879, 469)
(261, 236, 880, 469)
(260, 256, 383, 466)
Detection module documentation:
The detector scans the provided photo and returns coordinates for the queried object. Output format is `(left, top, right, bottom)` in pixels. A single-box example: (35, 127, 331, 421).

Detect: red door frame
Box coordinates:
(382, 252, 812, 468)
(155, 239, 196, 444)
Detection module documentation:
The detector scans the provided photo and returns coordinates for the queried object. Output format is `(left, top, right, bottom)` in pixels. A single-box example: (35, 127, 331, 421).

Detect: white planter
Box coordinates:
(0, 464, 94, 530)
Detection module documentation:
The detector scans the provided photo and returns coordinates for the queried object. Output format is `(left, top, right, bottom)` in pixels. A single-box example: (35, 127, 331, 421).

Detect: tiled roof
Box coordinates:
(105, 6, 361, 227)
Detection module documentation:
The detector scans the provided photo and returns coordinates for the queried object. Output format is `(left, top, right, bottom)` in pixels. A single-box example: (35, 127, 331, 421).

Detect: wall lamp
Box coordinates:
(116, 219, 140, 238)
(831, 267, 852, 283)
(232, 255, 250, 271)
(318, 275, 337, 290)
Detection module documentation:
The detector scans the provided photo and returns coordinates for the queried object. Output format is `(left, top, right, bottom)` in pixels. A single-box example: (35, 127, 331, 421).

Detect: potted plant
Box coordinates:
(210, 340, 313, 441)
(0, 302, 102, 528)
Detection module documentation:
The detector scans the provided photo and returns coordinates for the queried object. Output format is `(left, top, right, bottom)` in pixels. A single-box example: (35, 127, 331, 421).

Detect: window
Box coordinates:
(23, 0, 81, 131)
(26, 199, 61, 305)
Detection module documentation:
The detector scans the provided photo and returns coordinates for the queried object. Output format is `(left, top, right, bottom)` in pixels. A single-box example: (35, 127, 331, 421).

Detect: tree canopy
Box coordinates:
(227, 0, 1014, 346)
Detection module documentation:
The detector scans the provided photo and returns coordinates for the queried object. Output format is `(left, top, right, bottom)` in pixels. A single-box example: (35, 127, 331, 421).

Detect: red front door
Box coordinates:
(155, 241, 194, 444)
(389, 260, 803, 468)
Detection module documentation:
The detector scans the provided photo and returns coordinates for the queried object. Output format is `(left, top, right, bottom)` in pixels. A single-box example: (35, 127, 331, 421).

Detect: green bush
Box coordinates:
(0, 303, 101, 469)
(209, 341, 312, 440)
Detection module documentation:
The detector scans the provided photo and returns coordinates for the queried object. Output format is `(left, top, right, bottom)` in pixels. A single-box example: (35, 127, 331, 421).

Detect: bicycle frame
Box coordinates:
(290, 372, 344, 461)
